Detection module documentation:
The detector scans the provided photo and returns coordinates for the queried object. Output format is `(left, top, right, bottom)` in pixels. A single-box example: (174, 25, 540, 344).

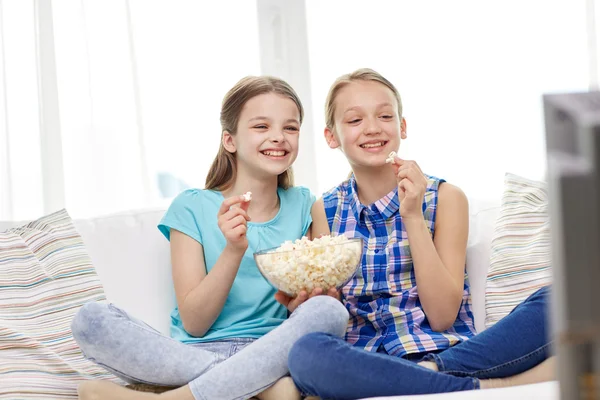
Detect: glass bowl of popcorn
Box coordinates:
(253, 235, 363, 297)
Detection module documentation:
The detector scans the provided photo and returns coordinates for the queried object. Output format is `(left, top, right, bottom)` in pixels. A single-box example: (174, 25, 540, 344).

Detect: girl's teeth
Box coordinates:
(263, 151, 285, 156)
(362, 142, 384, 148)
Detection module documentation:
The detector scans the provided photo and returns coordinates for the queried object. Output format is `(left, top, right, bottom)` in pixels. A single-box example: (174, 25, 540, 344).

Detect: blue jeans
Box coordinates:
(289, 286, 551, 400)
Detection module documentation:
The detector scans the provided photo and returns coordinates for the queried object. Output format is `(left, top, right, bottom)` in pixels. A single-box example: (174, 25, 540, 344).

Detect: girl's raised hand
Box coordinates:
(390, 157, 428, 221)
(218, 195, 251, 253)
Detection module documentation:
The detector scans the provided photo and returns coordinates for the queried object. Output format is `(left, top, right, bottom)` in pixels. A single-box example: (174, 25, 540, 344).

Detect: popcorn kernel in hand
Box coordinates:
(385, 151, 397, 164)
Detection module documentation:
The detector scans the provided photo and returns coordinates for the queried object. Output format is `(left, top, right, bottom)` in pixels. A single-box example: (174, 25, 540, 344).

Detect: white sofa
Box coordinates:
(0, 198, 557, 399)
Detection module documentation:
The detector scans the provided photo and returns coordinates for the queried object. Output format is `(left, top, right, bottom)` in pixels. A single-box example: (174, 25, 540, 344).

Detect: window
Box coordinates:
(305, 0, 589, 198)
(0, 1, 43, 220)
(0, 0, 593, 220)
(51, 0, 261, 218)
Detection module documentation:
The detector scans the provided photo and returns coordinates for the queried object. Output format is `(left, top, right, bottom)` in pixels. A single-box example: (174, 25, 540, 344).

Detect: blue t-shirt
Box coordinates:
(158, 186, 315, 343)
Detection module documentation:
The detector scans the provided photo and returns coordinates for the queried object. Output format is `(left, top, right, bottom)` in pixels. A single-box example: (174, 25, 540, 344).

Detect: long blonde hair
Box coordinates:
(205, 76, 304, 191)
(324, 68, 403, 130)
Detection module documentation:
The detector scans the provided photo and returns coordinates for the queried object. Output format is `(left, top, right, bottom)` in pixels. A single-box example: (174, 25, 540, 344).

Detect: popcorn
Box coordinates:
(385, 151, 397, 164)
(255, 235, 362, 296)
(242, 191, 252, 202)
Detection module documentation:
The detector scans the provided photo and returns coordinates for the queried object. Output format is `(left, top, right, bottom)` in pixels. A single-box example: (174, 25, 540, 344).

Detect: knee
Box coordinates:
(71, 301, 112, 346)
(295, 296, 349, 337)
(289, 332, 334, 382)
(537, 285, 551, 297)
(529, 285, 551, 304)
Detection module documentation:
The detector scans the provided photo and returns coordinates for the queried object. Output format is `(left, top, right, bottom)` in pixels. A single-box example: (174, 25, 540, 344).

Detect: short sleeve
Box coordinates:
(297, 187, 316, 236)
(158, 189, 204, 244)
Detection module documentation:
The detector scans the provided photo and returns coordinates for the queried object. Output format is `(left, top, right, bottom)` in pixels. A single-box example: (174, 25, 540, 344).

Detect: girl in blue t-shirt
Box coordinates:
(71, 76, 349, 400)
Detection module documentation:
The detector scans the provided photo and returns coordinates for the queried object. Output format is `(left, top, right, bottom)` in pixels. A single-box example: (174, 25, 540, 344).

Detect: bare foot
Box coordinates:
(78, 381, 194, 400)
(78, 381, 158, 400)
(480, 357, 556, 390)
(256, 377, 301, 400)
(417, 361, 439, 372)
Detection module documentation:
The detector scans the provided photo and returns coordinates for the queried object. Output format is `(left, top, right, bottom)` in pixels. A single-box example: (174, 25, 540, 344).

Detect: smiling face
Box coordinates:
(326, 80, 406, 170)
(222, 92, 301, 181)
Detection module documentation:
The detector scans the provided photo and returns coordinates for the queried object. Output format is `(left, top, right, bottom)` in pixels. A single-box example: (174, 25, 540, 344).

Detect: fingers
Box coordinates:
(398, 178, 417, 196)
(396, 167, 423, 183)
(222, 221, 247, 239)
(218, 213, 249, 239)
(218, 195, 249, 216)
(288, 291, 309, 313)
(240, 199, 251, 212)
(281, 287, 342, 313)
(327, 287, 341, 300)
(218, 198, 250, 243)
(274, 291, 291, 307)
(306, 287, 340, 300)
(221, 214, 248, 230)
(220, 221, 247, 242)
(395, 160, 427, 195)
(219, 207, 250, 225)
(296, 290, 309, 303)
(231, 224, 247, 237)
(277, 286, 343, 313)
(391, 159, 424, 174)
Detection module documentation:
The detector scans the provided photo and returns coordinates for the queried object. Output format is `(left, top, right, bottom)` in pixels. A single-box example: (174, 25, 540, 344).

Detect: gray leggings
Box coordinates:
(71, 295, 349, 400)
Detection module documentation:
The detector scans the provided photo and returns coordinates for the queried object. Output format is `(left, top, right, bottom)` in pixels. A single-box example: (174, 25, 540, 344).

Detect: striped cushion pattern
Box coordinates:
(0, 209, 121, 399)
(485, 173, 552, 328)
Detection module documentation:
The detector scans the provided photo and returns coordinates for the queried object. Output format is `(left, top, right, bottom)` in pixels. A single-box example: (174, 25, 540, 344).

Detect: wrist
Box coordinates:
(224, 244, 246, 258)
(402, 213, 426, 228)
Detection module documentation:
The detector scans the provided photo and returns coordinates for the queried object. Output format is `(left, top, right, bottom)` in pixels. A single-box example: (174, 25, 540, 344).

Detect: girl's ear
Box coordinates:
(400, 117, 407, 139)
(222, 131, 236, 153)
(324, 127, 340, 149)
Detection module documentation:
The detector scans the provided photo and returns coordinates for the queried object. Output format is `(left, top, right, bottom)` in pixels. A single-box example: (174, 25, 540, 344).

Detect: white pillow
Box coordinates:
(485, 173, 552, 328)
(466, 199, 501, 333)
(0, 209, 122, 398)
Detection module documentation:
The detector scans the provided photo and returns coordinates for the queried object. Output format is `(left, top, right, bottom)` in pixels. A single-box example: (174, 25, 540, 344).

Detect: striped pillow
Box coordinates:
(485, 173, 552, 328)
(0, 209, 121, 398)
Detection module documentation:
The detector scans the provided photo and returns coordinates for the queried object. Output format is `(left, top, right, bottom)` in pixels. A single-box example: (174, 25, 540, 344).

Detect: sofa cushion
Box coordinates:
(73, 209, 174, 335)
(485, 173, 552, 328)
(465, 198, 501, 333)
(0, 209, 121, 397)
(0, 202, 501, 337)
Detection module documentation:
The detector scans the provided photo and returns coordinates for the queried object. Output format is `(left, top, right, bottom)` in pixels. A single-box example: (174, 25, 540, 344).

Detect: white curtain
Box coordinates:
(0, 0, 594, 221)
(1, 1, 44, 220)
(306, 0, 590, 199)
(0, 0, 260, 220)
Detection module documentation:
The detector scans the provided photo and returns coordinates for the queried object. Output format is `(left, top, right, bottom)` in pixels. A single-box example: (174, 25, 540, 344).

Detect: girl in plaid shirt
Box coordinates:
(285, 69, 553, 399)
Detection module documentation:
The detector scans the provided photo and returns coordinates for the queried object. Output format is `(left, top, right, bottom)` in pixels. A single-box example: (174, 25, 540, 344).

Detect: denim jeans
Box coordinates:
(71, 295, 349, 400)
(289, 286, 551, 400)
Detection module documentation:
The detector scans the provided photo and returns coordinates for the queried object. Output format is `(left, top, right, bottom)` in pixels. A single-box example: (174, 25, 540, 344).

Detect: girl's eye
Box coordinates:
(381, 115, 393, 120)
(285, 126, 299, 132)
(254, 125, 268, 129)
(348, 119, 361, 124)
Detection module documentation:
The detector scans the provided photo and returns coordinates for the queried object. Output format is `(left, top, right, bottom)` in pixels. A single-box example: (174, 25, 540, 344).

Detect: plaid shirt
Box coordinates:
(323, 175, 476, 357)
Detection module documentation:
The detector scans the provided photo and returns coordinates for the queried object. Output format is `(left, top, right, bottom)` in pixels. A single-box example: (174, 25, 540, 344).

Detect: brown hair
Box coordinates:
(324, 68, 403, 130)
(205, 76, 304, 191)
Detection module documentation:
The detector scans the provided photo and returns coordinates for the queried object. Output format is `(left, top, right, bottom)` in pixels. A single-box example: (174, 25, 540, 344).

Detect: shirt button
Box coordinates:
(374, 248, 380, 254)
